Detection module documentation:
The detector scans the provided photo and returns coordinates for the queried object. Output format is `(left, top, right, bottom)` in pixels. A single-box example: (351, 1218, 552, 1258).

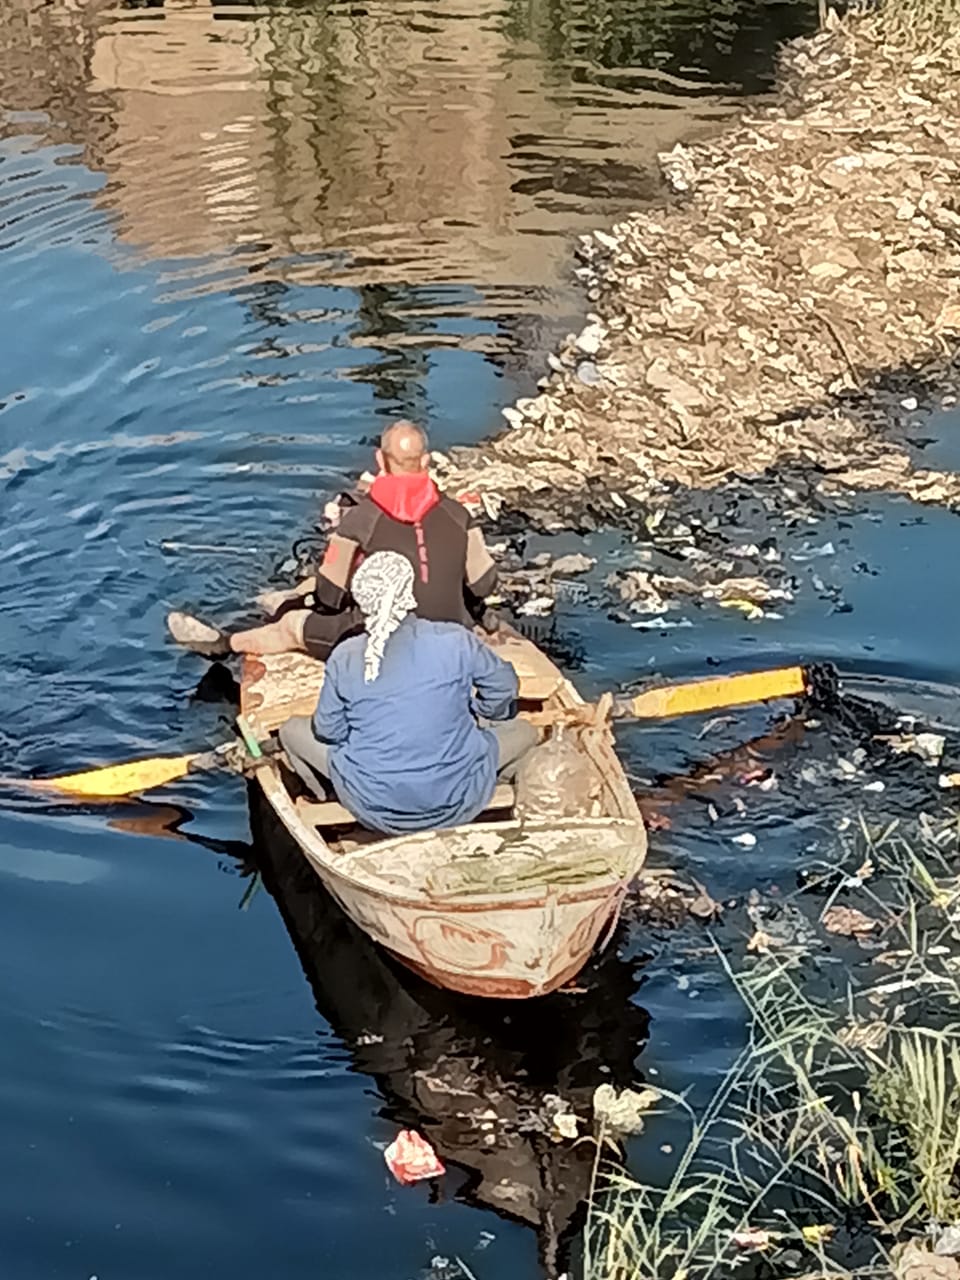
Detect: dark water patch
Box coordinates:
(901, 402, 960, 475)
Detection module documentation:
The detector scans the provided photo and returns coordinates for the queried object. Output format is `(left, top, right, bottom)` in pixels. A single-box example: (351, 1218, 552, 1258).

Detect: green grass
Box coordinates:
(584, 815, 960, 1280)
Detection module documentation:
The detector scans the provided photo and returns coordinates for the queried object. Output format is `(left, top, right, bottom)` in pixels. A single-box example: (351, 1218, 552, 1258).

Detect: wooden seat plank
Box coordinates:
(296, 782, 516, 829)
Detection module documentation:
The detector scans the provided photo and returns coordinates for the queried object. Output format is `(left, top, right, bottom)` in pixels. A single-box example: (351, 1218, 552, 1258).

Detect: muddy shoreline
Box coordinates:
(437, 12, 960, 538)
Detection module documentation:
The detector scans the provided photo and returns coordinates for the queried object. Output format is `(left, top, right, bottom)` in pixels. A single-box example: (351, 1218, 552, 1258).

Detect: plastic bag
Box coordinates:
(383, 1130, 445, 1184)
(515, 726, 601, 820)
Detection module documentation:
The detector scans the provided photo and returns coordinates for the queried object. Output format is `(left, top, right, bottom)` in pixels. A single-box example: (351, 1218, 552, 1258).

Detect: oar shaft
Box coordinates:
(626, 666, 807, 721)
(22, 667, 809, 798)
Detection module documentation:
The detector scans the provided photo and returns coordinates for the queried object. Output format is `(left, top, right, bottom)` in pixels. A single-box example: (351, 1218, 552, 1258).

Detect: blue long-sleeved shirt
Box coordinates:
(312, 616, 518, 834)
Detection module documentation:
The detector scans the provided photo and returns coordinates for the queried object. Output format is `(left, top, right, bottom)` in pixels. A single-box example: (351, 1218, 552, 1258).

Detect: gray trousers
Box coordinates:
(278, 716, 334, 800)
(278, 714, 538, 801)
(483, 716, 539, 782)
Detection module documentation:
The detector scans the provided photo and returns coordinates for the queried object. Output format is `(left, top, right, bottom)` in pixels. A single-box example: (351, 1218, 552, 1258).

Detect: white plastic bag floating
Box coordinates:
(515, 726, 601, 819)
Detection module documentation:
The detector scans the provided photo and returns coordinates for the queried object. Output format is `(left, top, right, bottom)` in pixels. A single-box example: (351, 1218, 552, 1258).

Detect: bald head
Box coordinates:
(377, 420, 429, 475)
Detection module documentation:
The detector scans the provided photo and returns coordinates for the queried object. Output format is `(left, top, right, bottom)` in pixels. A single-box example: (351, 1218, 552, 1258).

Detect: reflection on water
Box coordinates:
(1, 0, 808, 298)
(251, 790, 650, 1276)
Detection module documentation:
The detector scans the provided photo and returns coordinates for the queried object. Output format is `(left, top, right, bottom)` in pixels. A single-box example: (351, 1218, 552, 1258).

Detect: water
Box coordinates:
(7, 1, 960, 1277)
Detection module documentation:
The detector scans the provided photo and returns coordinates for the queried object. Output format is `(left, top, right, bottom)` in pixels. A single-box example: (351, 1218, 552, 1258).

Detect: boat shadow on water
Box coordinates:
(247, 780, 652, 1278)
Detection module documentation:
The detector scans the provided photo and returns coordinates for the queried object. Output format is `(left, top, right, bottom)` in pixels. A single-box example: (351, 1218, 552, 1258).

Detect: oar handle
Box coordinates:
(236, 714, 265, 759)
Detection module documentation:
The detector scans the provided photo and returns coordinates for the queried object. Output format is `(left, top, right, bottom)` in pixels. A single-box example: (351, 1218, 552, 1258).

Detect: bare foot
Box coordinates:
(166, 611, 231, 658)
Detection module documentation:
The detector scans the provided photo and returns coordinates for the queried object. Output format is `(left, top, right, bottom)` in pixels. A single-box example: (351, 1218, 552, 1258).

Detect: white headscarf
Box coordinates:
(351, 550, 418, 683)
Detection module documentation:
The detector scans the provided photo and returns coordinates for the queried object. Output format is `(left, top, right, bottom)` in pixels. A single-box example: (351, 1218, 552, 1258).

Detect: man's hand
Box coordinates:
(478, 607, 509, 646)
(324, 474, 375, 529)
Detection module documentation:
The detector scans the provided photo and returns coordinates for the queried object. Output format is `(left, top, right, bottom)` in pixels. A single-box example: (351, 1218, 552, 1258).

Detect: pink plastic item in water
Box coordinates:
(383, 1130, 445, 1185)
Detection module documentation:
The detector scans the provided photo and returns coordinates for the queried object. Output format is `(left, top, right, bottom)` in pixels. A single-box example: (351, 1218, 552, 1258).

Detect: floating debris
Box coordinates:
(383, 1130, 445, 1185)
(539, 1093, 582, 1143)
(821, 904, 880, 939)
(548, 552, 595, 577)
(801, 1224, 836, 1246)
(517, 594, 555, 617)
(730, 1227, 774, 1251)
(608, 567, 793, 618)
(893, 1240, 960, 1280)
(790, 541, 836, 562)
(747, 929, 781, 955)
(630, 616, 693, 631)
(836, 1019, 890, 1051)
(551, 1109, 580, 1141)
(878, 731, 947, 766)
(593, 1083, 660, 1137)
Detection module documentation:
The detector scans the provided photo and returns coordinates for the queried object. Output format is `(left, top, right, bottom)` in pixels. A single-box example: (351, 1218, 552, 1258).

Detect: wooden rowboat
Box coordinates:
(239, 634, 647, 999)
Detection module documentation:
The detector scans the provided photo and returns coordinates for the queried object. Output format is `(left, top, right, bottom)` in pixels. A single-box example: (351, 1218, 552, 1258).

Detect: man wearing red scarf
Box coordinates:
(167, 420, 498, 660)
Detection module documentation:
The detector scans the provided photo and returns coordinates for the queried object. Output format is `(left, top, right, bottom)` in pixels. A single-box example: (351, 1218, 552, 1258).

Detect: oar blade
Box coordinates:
(628, 666, 808, 721)
(29, 755, 199, 798)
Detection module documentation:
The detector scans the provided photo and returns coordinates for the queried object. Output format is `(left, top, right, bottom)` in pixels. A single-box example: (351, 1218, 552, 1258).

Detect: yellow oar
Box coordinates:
(19, 717, 263, 800)
(623, 665, 808, 721)
(26, 755, 204, 799)
(21, 669, 811, 800)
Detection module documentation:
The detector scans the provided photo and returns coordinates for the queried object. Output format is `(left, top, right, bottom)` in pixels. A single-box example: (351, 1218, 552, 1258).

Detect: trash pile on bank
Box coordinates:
(436, 10, 960, 530)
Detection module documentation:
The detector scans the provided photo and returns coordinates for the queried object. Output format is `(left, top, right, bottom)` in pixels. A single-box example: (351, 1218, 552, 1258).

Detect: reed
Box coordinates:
(585, 814, 960, 1280)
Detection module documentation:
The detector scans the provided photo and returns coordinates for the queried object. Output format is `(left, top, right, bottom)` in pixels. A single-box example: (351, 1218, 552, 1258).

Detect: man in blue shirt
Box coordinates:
(278, 551, 538, 835)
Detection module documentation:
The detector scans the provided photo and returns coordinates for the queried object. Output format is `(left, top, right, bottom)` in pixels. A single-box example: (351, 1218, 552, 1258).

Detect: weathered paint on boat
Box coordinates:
(240, 636, 647, 998)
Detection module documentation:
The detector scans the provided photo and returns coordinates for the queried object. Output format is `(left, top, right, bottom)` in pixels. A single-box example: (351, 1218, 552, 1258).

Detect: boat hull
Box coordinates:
(308, 838, 634, 999)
